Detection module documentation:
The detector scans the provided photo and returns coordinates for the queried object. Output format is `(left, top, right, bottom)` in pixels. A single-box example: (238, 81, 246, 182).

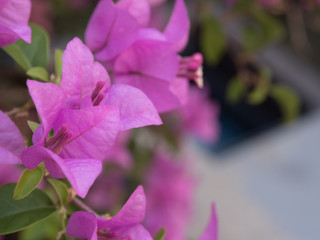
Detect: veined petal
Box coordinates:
(22, 145, 101, 198)
(114, 39, 179, 82)
(164, 0, 190, 52)
(0, 0, 31, 26)
(67, 211, 98, 240)
(116, 0, 150, 27)
(54, 106, 120, 160)
(56, 157, 102, 198)
(94, 8, 138, 61)
(102, 84, 162, 131)
(114, 75, 184, 113)
(199, 204, 218, 240)
(61, 38, 110, 109)
(0, 23, 31, 46)
(97, 186, 146, 229)
(27, 80, 66, 141)
(85, 0, 116, 52)
(0, 111, 25, 164)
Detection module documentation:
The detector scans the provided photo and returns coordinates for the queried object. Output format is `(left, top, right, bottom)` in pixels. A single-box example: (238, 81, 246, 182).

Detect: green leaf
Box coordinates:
(2, 24, 50, 71)
(26, 67, 49, 81)
(48, 178, 69, 205)
(154, 228, 166, 240)
(200, 15, 226, 65)
(19, 212, 60, 240)
(14, 167, 44, 200)
(27, 120, 40, 132)
(226, 76, 246, 104)
(270, 84, 301, 122)
(0, 183, 56, 235)
(55, 49, 63, 79)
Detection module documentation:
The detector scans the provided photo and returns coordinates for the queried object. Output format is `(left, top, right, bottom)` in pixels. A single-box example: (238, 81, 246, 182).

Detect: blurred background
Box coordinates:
(1, 0, 320, 239)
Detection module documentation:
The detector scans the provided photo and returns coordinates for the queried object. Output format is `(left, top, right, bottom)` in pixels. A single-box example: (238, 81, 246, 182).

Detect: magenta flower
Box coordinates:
(22, 37, 160, 197)
(104, 0, 203, 112)
(0, 110, 25, 164)
(67, 186, 152, 240)
(199, 204, 218, 240)
(0, 0, 31, 47)
(144, 151, 195, 240)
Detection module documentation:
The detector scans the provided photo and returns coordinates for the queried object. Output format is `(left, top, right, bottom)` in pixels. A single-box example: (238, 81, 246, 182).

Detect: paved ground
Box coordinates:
(188, 110, 320, 240)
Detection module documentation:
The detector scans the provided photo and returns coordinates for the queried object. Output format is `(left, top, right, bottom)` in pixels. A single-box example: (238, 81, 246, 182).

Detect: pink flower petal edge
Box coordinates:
(199, 204, 218, 240)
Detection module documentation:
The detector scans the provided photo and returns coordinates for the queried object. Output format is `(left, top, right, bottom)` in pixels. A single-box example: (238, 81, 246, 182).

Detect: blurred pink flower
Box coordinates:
(104, 131, 133, 169)
(180, 87, 220, 143)
(0, 164, 21, 185)
(85, 169, 127, 212)
(144, 151, 195, 240)
(0, 0, 31, 47)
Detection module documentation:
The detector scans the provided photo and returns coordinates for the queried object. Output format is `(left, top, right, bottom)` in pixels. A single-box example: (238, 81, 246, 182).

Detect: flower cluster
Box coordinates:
(0, 0, 220, 239)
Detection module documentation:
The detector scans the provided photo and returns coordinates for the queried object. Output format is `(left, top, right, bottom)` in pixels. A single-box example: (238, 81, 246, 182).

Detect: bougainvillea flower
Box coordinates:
(0, 0, 31, 47)
(85, 0, 139, 61)
(0, 110, 25, 164)
(61, 37, 161, 132)
(22, 37, 161, 197)
(144, 151, 195, 240)
(67, 186, 153, 240)
(199, 204, 218, 240)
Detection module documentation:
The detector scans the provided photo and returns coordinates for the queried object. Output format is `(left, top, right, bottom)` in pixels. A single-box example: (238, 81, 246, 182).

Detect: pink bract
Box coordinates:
(0, 0, 31, 47)
(67, 186, 153, 240)
(0, 110, 25, 164)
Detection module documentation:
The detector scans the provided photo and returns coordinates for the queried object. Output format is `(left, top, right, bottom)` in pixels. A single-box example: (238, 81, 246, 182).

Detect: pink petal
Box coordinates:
(0, 0, 31, 45)
(137, 28, 167, 42)
(21, 145, 62, 175)
(114, 75, 184, 113)
(67, 211, 98, 240)
(0, 0, 10, 9)
(114, 39, 179, 82)
(199, 204, 218, 240)
(56, 157, 102, 198)
(94, 8, 139, 61)
(61, 37, 110, 109)
(85, 0, 116, 52)
(102, 84, 162, 131)
(0, 23, 31, 46)
(54, 106, 120, 160)
(23, 146, 101, 198)
(116, 0, 151, 27)
(0, 111, 25, 164)
(98, 186, 146, 229)
(27, 80, 66, 141)
(113, 224, 153, 240)
(164, 0, 190, 52)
